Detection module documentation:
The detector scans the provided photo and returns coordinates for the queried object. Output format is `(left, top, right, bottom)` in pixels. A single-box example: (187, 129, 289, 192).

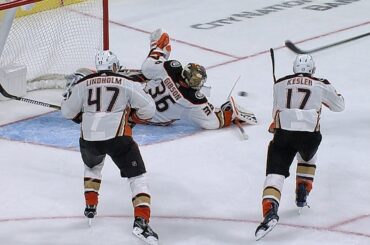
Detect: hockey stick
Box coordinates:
(285, 31, 370, 54)
(269, 48, 276, 83)
(230, 96, 249, 140)
(225, 76, 248, 140)
(0, 84, 61, 110)
(233, 118, 248, 140)
(227, 75, 241, 100)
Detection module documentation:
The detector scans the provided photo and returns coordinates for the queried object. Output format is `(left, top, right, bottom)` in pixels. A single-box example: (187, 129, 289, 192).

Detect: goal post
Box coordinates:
(0, 0, 109, 98)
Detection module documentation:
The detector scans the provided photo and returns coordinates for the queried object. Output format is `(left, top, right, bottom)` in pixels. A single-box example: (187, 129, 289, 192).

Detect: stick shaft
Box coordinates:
(0, 84, 61, 110)
(234, 119, 248, 140)
(285, 32, 370, 54)
(227, 75, 241, 100)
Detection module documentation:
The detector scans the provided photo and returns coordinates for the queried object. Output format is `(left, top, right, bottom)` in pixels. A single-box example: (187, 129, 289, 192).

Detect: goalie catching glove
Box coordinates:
(149, 28, 172, 60)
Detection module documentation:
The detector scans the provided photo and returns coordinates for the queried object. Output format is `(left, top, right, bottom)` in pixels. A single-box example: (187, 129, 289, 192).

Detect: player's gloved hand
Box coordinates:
(268, 121, 276, 134)
(149, 28, 171, 60)
(128, 109, 138, 128)
(128, 109, 153, 128)
(72, 112, 82, 124)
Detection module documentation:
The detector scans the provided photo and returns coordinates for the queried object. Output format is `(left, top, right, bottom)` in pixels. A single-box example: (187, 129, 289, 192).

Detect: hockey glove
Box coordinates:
(72, 112, 82, 124)
(268, 121, 276, 134)
(149, 28, 171, 60)
(128, 109, 153, 128)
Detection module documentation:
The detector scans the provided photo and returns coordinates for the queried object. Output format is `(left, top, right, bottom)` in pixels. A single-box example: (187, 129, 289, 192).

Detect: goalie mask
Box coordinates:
(293, 54, 315, 75)
(181, 63, 207, 90)
(95, 50, 120, 72)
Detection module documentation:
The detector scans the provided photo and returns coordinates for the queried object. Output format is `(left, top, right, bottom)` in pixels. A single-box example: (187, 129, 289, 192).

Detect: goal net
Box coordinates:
(0, 0, 108, 92)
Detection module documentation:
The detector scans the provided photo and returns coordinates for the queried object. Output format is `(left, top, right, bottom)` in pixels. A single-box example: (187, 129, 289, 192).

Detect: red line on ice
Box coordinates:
(0, 214, 369, 239)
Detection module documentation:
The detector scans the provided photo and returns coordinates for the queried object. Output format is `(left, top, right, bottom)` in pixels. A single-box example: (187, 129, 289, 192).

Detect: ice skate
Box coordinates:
(84, 205, 97, 226)
(132, 217, 159, 245)
(296, 183, 310, 214)
(255, 200, 279, 241)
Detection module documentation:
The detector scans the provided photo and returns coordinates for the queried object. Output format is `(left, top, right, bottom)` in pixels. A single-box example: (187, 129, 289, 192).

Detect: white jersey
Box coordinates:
(273, 73, 345, 132)
(61, 71, 155, 141)
(141, 57, 224, 129)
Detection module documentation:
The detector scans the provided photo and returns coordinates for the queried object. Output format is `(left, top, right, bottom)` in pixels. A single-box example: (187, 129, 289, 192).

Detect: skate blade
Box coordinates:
(298, 204, 310, 215)
(255, 219, 278, 241)
(132, 228, 158, 245)
(88, 218, 93, 227)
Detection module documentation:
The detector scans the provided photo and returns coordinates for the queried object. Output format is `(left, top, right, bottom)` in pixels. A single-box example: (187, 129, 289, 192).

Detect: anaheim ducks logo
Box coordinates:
(170, 60, 181, 67)
(195, 91, 205, 99)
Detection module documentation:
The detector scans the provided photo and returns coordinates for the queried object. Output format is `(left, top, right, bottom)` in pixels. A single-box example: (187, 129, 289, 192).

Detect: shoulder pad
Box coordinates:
(276, 74, 296, 84)
(164, 60, 182, 73)
(311, 76, 330, 84)
(178, 86, 208, 104)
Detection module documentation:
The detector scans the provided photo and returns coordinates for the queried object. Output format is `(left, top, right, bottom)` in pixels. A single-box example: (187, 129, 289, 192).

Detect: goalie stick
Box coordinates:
(227, 75, 241, 99)
(0, 84, 61, 110)
(230, 96, 249, 140)
(225, 76, 249, 140)
(285, 31, 370, 54)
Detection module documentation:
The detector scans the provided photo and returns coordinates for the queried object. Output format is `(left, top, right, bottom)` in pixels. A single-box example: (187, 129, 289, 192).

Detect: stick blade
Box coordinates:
(285, 40, 306, 54)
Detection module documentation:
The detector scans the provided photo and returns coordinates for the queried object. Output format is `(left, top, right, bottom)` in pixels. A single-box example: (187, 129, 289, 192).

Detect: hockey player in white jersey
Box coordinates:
(140, 28, 257, 128)
(61, 50, 159, 245)
(255, 54, 345, 240)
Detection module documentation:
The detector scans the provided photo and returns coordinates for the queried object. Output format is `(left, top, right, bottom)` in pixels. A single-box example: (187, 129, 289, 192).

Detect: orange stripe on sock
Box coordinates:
(85, 191, 98, 206)
(135, 206, 151, 222)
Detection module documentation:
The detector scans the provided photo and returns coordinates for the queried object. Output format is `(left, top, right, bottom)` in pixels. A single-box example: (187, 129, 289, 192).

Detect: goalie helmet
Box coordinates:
(181, 63, 207, 90)
(293, 54, 315, 75)
(95, 50, 120, 71)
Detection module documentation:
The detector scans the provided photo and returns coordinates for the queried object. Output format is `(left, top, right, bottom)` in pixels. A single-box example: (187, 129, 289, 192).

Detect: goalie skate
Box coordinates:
(132, 217, 159, 245)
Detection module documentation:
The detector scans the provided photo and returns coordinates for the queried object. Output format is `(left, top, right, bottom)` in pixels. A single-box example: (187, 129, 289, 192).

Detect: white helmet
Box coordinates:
(95, 50, 120, 71)
(293, 54, 315, 74)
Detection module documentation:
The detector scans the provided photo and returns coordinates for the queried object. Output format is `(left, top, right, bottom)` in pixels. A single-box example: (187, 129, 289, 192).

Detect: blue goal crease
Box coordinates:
(0, 111, 202, 150)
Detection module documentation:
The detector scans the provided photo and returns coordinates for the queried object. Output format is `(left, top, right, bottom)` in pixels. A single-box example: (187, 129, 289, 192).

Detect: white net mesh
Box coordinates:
(0, 0, 105, 90)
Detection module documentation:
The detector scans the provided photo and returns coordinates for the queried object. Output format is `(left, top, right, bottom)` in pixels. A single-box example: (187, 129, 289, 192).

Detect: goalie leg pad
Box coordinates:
(149, 28, 171, 60)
